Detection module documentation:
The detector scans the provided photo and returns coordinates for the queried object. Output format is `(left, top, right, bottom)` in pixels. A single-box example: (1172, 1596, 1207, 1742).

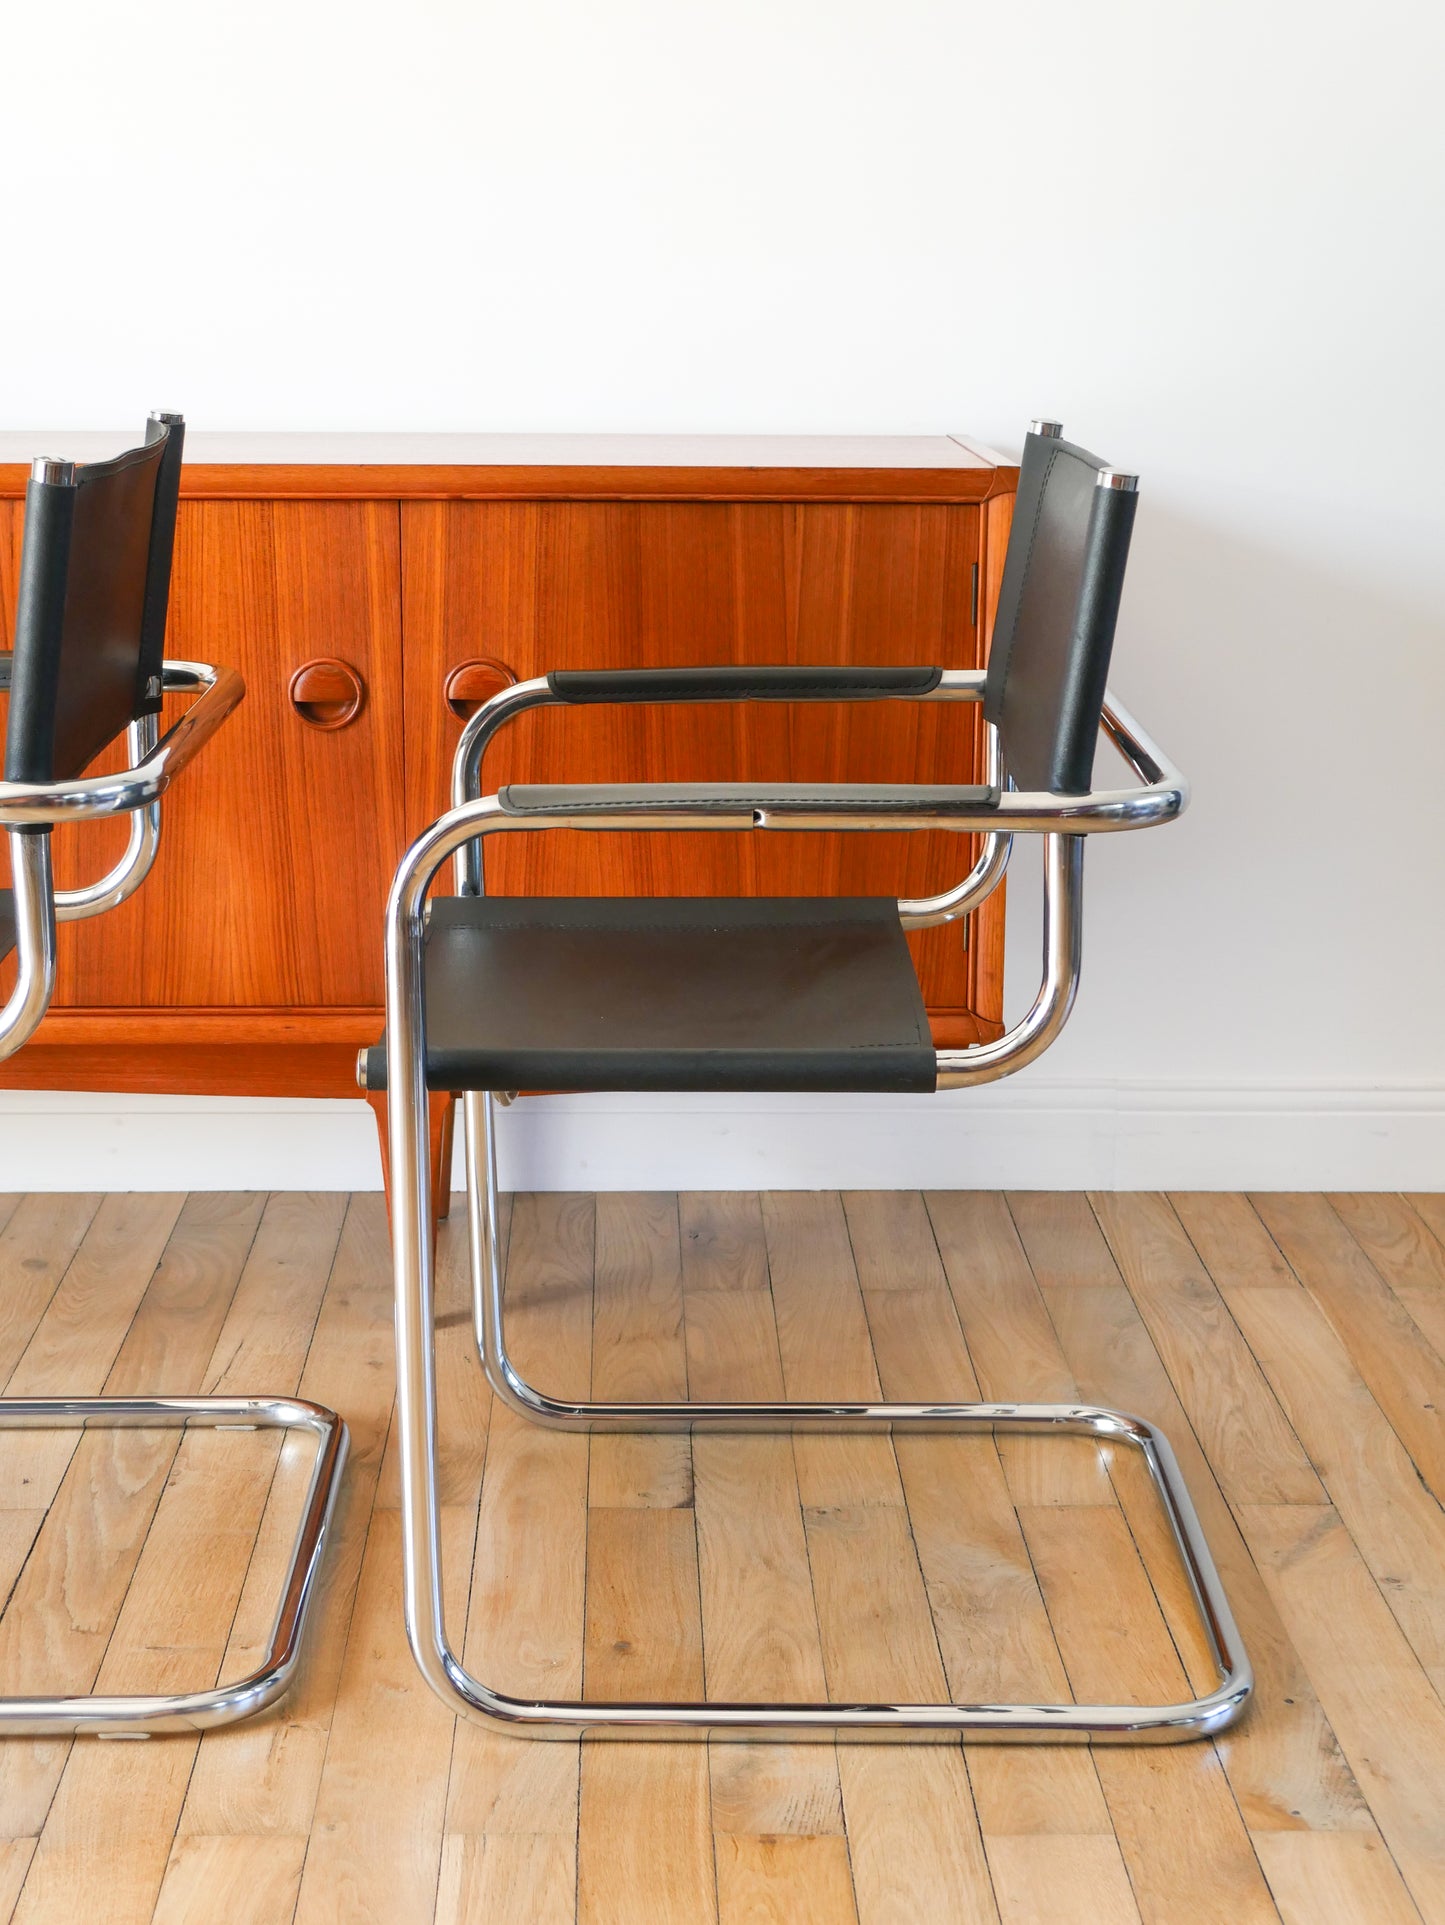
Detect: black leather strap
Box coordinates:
(547, 665, 942, 704)
(136, 417, 184, 718)
(983, 429, 1136, 795)
(498, 780, 997, 816)
(6, 426, 177, 788)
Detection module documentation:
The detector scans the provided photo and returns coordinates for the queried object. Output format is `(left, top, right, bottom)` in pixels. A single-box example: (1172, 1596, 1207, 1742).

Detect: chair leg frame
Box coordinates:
(0, 1395, 348, 1736)
(388, 1084, 1253, 1743)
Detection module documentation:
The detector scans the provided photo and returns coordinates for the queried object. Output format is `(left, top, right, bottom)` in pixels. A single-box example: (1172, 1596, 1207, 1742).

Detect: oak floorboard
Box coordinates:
(1005, 1190, 1123, 1289)
(985, 1834, 1142, 1924)
(766, 1193, 998, 1925)
(588, 1192, 690, 1512)
(1023, 1505, 1276, 1924)
(0, 1187, 1436, 1925)
(1242, 1504, 1445, 1923)
(682, 1195, 849, 1921)
(0, 1195, 102, 1386)
(0, 1192, 184, 1600)
(290, 1506, 472, 1925)
(1090, 1193, 1323, 1506)
(0, 1841, 34, 1922)
(150, 1835, 307, 1925)
(925, 1189, 1111, 1505)
(1168, 1192, 1296, 1290)
(1252, 1829, 1424, 1925)
(1251, 1193, 1445, 1503)
(578, 1193, 715, 1924)
(922, 1191, 1125, 1849)
(436, 1833, 576, 1925)
(713, 1833, 858, 1925)
(176, 1194, 413, 1841)
(1041, 1279, 1373, 1839)
(12, 1192, 345, 1925)
(838, 1745, 999, 1925)
(1329, 1192, 1445, 1386)
(446, 1193, 583, 1906)
(1222, 1284, 1445, 1696)
(1404, 1193, 1445, 1250)
(0, 1194, 265, 1848)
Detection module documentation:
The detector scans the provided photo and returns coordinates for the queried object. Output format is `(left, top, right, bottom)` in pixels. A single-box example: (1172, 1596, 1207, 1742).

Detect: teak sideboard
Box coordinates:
(0, 433, 1018, 1161)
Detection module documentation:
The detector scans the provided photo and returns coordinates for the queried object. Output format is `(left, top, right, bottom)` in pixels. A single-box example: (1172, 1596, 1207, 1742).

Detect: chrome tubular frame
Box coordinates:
(0, 666, 241, 1060)
(0, 832, 57, 1064)
(383, 684, 1251, 1743)
(898, 716, 1012, 929)
(54, 715, 162, 922)
(0, 661, 244, 830)
(0, 658, 348, 1736)
(0, 1398, 346, 1736)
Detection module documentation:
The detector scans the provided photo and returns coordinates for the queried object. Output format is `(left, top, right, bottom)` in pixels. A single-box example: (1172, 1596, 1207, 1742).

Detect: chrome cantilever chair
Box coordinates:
(370, 419, 1252, 1744)
(0, 414, 347, 1736)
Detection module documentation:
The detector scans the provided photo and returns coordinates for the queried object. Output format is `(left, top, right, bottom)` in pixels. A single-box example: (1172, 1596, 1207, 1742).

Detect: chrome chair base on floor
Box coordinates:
(0, 416, 348, 1733)
(0, 1396, 346, 1737)
(452, 1090, 1247, 1743)
(374, 422, 1255, 1743)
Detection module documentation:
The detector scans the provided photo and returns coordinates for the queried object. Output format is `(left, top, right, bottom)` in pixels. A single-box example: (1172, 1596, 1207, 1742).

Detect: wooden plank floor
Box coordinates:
(0, 1188, 1442, 1923)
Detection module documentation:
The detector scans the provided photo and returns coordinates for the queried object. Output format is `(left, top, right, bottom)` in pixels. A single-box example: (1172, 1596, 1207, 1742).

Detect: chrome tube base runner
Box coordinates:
(0, 1396, 348, 1736)
(377, 1086, 1252, 1745)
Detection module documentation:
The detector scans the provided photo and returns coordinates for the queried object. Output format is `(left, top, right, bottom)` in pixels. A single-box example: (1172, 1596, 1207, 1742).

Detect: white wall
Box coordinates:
(4, 0, 1444, 1190)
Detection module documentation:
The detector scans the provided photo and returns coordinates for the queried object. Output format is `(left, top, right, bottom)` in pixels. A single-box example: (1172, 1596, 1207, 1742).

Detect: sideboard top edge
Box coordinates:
(0, 460, 1018, 504)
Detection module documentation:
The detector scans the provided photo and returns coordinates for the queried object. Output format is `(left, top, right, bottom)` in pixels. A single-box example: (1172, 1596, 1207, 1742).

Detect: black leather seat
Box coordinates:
(363, 894, 937, 1094)
(0, 890, 13, 965)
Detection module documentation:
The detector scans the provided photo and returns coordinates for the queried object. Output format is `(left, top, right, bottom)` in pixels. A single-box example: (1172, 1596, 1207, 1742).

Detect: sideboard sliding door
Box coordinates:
(402, 497, 1004, 1040)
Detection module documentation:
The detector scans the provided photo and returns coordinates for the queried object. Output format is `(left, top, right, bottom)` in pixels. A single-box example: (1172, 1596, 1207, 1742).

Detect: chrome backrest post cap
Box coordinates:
(30, 457, 76, 486)
(1096, 470, 1139, 493)
(1029, 419, 1064, 438)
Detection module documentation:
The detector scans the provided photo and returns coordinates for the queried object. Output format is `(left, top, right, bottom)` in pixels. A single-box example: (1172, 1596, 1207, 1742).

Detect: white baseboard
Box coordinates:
(0, 1082, 1440, 1192)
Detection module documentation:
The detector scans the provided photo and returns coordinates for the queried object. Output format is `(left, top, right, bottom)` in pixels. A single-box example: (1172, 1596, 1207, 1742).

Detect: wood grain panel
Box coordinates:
(0, 499, 405, 1015)
(402, 498, 1003, 1029)
(1, 447, 1015, 1099)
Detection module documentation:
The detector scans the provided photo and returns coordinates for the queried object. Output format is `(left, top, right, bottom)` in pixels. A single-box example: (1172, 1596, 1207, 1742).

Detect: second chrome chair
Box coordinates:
(0, 414, 347, 1736)
(370, 419, 1252, 1746)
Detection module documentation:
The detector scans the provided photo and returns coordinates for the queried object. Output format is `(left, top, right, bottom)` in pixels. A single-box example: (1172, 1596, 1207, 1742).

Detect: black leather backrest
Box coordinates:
(6, 415, 184, 785)
(983, 425, 1138, 795)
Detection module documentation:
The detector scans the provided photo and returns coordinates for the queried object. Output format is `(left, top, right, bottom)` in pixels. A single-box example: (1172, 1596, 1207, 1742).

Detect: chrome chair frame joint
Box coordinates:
(382, 674, 1249, 1743)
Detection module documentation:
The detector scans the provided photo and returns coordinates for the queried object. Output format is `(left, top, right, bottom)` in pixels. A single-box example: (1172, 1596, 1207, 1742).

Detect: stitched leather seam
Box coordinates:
(435, 1041, 932, 1050)
(435, 920, 899, 934)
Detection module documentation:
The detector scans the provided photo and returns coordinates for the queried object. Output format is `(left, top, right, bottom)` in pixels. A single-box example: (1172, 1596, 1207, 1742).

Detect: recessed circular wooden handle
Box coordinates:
(443, 658, 517, 720)
(288, 657, 366, 730)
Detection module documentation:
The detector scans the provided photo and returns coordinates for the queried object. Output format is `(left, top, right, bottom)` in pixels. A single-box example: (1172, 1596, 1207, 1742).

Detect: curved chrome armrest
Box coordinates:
(0, 661, 244, 828)
(445, 667, 1183, 900)
(449, 668, 988, 896)
(898, 719, 1011, 929)
(0, 661, 242, 1058)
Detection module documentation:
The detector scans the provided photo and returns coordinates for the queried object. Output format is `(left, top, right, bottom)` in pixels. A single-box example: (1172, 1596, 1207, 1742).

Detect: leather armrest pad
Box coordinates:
(498, 781, 998, 816)
(547, 665, 942, 704)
